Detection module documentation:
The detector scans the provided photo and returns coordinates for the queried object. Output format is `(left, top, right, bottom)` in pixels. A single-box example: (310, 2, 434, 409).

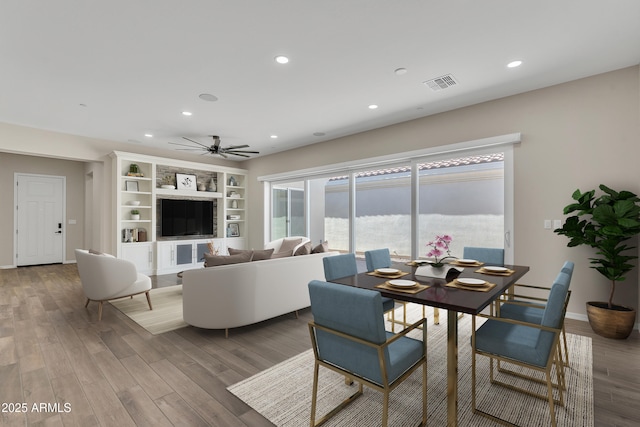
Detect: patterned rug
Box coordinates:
(228, 305, 593, 426)
(110, 285, 187, 334)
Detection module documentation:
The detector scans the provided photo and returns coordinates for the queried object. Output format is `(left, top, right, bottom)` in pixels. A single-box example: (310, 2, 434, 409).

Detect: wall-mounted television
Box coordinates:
(159, 199, 214, 237)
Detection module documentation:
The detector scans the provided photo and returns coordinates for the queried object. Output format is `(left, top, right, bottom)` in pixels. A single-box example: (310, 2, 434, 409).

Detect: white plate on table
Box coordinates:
(388, 279, 417, 288)
(456, 259, 478, 264)
(456, 278, 486, 287)
(376, 268, 399, 275)
(412, 259, 428, 264)
(483, 266, 508, 273)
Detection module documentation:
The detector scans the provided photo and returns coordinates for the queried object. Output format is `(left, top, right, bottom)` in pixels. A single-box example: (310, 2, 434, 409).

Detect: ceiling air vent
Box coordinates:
(423, 74, 458, 92)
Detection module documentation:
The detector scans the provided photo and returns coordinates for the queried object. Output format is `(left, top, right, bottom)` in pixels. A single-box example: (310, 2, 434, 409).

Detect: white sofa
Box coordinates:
(182, 251, 335, 336)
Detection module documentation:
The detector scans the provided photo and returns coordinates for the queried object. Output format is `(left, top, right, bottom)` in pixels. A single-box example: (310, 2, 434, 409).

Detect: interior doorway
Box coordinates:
(15, 173, 66, 266)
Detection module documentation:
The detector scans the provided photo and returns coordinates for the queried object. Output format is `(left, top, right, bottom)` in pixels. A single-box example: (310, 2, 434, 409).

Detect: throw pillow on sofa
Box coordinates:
(228, 247, 254, 259)
(311, 241, 329, 253)
(204, 251, 252, 267)
(252, 248, 274, 260)
(272, 237, 302, 258)
(294, 242, 312, 256)
(228, 247, 274, 261)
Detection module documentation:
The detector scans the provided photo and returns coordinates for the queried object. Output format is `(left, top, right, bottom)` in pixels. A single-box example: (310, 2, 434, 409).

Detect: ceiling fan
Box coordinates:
(169, 135, 259, 158)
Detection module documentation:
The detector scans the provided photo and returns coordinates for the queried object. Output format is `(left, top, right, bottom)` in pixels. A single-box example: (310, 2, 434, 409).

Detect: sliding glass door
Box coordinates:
(264, 134, 517, 262)
(355, 164, 412, 260)
(272, 182, 305, 240)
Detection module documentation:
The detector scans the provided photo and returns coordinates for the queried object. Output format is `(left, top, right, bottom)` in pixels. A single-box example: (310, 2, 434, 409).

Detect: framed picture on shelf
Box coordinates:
(176, 173, 197, 190)
(227, 223, 240, 237)
(125, 180, 139, 192)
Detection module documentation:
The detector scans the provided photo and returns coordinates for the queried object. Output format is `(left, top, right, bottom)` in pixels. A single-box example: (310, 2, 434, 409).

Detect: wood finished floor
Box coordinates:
(1, 263, 639, 426)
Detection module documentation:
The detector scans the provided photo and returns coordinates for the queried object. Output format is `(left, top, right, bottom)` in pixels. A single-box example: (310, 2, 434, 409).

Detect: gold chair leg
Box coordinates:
(391, 307, 395, 332)
(433, 307, 440, 325)
(402, 302, 407, 327)
(382, 390, 390, 427)
(97, 301, 103, 321)
(311, 364, 363, 427)
(561, 324, 569, 366)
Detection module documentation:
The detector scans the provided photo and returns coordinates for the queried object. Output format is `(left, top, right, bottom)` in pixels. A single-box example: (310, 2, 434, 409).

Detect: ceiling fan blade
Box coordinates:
(181, 137, 210, 149)
(168, 141, 204, 148)
(218, 152, 228, 158)
(226, 152, 251, 158)
(173, 148, 207, 151)
(224, 144, 250, 150)
(226, 150, 260, 154)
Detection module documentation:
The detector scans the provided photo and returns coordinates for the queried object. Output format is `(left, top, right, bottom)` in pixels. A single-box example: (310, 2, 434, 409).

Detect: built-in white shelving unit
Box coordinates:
(111, 151, 248, 275)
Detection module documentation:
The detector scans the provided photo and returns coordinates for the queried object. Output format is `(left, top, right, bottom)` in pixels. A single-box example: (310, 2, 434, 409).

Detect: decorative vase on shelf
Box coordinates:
(131, 214, 140, 221)
(208, 178, 217, 192)
(229, 176, 237, 186)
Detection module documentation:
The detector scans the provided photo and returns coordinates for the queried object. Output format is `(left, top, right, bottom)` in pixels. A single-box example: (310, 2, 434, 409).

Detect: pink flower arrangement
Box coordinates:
(426, 234, 454, 267)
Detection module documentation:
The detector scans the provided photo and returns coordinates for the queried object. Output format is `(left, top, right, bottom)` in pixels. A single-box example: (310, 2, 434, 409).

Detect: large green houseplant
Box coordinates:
(554, 184, 640, 338)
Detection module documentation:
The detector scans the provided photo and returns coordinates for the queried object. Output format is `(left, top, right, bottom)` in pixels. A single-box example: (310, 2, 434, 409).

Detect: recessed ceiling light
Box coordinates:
(507, 60, 522, 68)
(313, 132, 326, 137)
(270, 135, 278, 139)
(182, 111, 192, 116)
(368, 104, 379, 110)
(199, 93, 218, 102)
(394, 68, 408, 75)
(144, 133, 153, 138)
(275, 55, 289, 64)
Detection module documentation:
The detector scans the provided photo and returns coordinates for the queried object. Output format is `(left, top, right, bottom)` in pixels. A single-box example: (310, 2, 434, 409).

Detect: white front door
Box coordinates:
(15, 174, 65, 266)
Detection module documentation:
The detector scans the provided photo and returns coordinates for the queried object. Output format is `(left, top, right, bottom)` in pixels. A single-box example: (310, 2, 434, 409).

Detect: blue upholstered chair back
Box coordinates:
(365, 248, 391, 272)
(534, 271, 571, 354)
(323, 253, 358, 281)
(309, 280, 390, 383)
(560, 261, 574, 281)
(463, 247, 505, 265)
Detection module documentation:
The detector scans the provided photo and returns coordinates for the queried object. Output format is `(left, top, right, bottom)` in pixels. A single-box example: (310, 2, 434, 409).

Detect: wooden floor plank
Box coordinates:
(1, 264, 638, 426)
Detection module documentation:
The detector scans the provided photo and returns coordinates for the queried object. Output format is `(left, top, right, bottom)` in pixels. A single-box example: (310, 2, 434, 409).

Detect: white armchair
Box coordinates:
(75, 249, 152, 321)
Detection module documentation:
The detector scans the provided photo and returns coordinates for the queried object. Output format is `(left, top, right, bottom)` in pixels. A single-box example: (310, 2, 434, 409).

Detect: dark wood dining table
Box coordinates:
(330, 261, 530, 427)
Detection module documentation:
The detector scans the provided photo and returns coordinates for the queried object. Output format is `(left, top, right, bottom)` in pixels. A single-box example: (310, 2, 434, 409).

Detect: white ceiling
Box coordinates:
(1, 1, 639, 160)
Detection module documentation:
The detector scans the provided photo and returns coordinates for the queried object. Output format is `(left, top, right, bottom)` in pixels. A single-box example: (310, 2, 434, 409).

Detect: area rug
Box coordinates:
(228, 305, 593, 426)
(110, 285, 187, 334)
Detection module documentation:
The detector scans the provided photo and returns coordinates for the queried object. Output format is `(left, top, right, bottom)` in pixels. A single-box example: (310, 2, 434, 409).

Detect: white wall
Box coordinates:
(0, 66, 638, 322)
(242, 66, 640, 320)
(0, 123, 239, 264)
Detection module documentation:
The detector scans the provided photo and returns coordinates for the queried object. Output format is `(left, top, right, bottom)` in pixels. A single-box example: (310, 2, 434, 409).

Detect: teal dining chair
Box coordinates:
(308, 280, 427, 427)
(365, 248, 417, 329)
(462, 246, 505, 265)
(472, 270, 571, 427)
(323, 253, 397, 330)
(499, 261, 574, 365)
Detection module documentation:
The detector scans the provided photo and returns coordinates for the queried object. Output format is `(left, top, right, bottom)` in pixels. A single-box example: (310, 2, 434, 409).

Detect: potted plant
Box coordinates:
(426, 234, 455, 268)
(130, 209, 140, 220)
(554, 184, 640, 339)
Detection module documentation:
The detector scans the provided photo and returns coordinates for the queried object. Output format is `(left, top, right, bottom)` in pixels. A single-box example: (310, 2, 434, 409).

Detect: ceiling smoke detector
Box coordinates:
(423, 74, 458, 91)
